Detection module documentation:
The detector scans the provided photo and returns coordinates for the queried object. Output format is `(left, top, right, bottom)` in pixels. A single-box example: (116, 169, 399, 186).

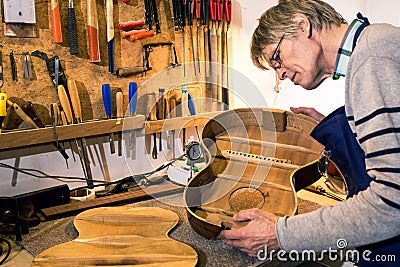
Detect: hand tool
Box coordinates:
(21, 52, 32, 79)
(157, 88, 165, 151)
(147, 92, 158, 159)
(129, 30, 155, 42)
(0, 45, 3, 88)
(55, 57, 60, 92)
(118, 20, 145, 31)
(209, 0, 218, 102)
(31, 51, 68, 90)
(186, 0, 197, 75)
(128, 82, 138, 156)
(50, 103, 69, 168)
(68, 0, 79, 54)
(165, 92, 171, 150)
(116, 88, 123, 156)
(87, 0, 101, 62)
(21, 101, 45, 128)
(181, 85, 189, 150)
(169, 97, 177, 158)
(58, 85, 73, 124)
(195, 0, 201, 73)
(150, 0, 161, 33)
(120, 29, 146, 39)
(180, 0, 186, 76)
(106, 0, 115, 73)
(223, 0, 231, 108)
(188, 93, 200, 139)
(68, 79, 93, 188)
(0, 93, 7, 130)
(102, 84, 116, 154)
(10, 51, 17, 81)
(51, 0, 63, 43)
(216, 0, 223, 106)
(7, 99, 39, 129)
(58, 84, 76, 162)
(202, 0, 210, 75)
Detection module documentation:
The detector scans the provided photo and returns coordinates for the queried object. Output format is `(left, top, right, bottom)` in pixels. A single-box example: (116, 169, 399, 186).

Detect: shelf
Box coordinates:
(0, 112, 224, 151)
(0, 115, 146, 151)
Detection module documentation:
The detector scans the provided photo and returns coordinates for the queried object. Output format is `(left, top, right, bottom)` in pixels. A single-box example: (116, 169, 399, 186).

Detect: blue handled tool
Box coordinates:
(188, 93, 200, 140)
(129, 82, 138, 115)
(102, 83, 115, 154)
(128, 82, 138, 154)
(188, 93, 196, 116)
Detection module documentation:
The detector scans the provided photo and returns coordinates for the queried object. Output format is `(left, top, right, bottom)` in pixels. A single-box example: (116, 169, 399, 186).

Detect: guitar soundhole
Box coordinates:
(229, 187, 265, 212)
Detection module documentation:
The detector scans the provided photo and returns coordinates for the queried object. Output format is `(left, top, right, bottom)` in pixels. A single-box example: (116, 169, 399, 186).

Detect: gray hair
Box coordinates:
(250, 0, 347, 70)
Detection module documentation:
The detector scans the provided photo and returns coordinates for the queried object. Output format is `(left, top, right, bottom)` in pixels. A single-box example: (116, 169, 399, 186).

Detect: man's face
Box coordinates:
(262, 31, 331, 90)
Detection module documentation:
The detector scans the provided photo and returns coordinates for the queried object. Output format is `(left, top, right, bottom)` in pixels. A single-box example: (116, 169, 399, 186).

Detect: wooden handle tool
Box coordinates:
(87, 0, 101, 62)
(51, 0, 63, 43)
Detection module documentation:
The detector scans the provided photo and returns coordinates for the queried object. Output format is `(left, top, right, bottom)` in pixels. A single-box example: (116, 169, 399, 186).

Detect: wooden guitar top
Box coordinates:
(31, 206, 198, 267)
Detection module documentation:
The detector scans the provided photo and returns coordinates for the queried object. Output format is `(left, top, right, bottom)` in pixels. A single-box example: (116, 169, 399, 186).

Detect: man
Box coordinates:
(220, 0, 400, 266)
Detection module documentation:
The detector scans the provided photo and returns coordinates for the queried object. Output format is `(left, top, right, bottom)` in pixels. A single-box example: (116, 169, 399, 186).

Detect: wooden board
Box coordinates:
(32, 206, 198, 267)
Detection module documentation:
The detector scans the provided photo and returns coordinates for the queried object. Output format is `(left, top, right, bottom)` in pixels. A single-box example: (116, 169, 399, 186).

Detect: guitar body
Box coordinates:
(32, 206, 198, 266)
(184, 108, 324, 239)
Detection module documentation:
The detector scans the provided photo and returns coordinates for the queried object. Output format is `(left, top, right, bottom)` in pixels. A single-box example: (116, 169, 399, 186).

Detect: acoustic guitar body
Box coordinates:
(184, 108, 324, 239)
(31, 206, 198, 266)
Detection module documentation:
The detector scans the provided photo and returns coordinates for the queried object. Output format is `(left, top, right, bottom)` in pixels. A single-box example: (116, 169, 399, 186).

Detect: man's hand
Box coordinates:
(220, 209, 280, 257)
(290, 107, 325, 122)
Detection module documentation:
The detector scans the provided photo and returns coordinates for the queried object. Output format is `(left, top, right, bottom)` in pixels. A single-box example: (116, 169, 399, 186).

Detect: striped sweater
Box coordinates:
(276, 23, 400, 252)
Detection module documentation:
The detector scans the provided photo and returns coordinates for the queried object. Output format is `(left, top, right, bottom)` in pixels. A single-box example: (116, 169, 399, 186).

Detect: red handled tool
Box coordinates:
(51, 0, 63, 43)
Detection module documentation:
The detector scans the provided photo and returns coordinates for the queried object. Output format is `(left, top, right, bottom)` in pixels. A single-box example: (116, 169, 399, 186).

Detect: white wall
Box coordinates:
(231, 0, 400, 116)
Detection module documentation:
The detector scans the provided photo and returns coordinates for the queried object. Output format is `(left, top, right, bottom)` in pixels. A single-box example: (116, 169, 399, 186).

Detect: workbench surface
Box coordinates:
(6, 190, 330, 266)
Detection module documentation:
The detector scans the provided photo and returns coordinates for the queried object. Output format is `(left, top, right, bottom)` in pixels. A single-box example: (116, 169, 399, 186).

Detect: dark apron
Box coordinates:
(310, 106, 399, 266)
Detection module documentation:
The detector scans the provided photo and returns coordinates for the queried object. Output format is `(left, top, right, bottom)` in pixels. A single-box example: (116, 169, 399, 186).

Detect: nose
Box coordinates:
(276, 68, 287, 80)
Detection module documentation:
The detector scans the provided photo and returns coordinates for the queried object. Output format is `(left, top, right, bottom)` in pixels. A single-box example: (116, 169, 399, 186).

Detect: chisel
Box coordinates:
(21, 101, 45, 128)
(106, 0, 115, 73)
(128, 82, 138, 156)
(102, 84, 115, 154)
(58, 84, 76, 162)
(188, 93, 200, 139)
(147, 92, 157, 159)
(158, 88, 165, 151)
(186, 0, 197, 75)
(68, 79, 93, 187)
(50, 103, 69, 168)
(116, 88, 123, 156)
(170, 97, 177, 158)
(0, 93, 7, 131)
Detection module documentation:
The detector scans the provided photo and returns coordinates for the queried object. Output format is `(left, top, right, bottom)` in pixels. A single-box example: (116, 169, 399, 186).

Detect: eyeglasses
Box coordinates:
(317, 150, 348, 196)
(270, 34, 285, 70)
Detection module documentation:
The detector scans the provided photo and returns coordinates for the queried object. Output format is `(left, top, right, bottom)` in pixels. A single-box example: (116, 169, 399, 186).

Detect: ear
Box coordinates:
(291, 14, 312, 38)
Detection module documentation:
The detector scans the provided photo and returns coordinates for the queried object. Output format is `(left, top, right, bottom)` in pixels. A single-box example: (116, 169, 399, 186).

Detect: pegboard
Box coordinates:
(0, 0, 215, 131)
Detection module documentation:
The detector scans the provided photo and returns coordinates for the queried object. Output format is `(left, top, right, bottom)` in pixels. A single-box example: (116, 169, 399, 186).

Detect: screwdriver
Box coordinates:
(102, 84, 116, 154)
(129, 82, 138, 157)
